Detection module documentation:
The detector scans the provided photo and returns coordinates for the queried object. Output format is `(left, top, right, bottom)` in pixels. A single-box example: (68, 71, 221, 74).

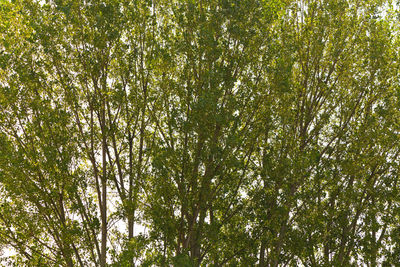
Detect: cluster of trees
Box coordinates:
(1, 0, 400, 265)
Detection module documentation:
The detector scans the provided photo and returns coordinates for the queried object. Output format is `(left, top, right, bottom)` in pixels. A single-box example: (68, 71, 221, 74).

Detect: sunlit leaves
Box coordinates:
(1, 0, 400, 266)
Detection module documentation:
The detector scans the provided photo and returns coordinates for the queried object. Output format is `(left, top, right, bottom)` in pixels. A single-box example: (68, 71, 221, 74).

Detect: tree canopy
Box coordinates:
(1, 0, 400, 266)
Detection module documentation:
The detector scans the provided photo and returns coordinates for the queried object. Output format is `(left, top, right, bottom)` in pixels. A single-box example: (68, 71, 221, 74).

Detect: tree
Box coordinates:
(1, 0, 399, 266)
(248, 1, 400, 265)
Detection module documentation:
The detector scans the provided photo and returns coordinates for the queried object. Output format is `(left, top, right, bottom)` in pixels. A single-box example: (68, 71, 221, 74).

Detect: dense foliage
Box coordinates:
(1, 0, 400, 266)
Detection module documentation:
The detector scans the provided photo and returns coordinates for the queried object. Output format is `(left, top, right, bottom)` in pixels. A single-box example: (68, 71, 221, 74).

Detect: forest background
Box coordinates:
(1, 0, 400, 266)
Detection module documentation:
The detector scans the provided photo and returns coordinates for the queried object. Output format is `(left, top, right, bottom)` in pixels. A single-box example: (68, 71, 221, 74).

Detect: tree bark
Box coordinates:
(100, 100, 108, 267)
(259, 241, 266, 267)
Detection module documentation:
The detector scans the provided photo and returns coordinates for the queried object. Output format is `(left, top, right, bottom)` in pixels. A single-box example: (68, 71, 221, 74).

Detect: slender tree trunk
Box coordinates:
(100, 101, 108, 267)
(58, 192, 74, 267)
(259, 241, 266, 267)
(128, 210, 135, 267)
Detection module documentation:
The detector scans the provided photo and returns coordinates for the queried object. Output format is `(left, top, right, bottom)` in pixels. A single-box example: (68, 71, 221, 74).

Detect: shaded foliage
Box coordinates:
(1, 0, 400, 266)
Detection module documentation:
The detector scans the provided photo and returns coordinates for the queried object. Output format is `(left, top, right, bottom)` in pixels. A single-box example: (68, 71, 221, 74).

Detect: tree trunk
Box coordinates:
(100, 102, 108, 267)
(259, 241, 266, 267)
